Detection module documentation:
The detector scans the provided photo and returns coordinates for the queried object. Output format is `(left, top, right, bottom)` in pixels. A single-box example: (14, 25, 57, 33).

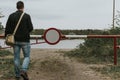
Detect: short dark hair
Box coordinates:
(16, 1, 24, 9)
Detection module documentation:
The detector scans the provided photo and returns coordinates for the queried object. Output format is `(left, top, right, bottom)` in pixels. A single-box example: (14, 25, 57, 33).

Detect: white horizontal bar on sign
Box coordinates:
(30, 35, 88, 38)
(65, 35, 87, 38)
(30, 35, 42, 38)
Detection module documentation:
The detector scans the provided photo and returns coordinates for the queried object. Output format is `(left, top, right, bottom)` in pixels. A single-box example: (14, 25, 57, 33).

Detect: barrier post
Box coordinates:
(114, 37, 117, 65)
(36, 37, 38, 44)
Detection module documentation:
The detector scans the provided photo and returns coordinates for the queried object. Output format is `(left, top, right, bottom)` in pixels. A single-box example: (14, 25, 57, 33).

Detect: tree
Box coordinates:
(0, 9, 4, 18)
(115, 10, 120, 27)
(0, 22, 3, 30)
(0, 9, 4, 30)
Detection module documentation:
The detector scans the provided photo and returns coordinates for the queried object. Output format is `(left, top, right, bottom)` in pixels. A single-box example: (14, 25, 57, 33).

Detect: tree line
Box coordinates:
(31, 29, 105, 35)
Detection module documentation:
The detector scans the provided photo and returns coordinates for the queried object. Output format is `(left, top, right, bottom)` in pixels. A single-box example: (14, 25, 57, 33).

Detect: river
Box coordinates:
(0, 39, 84, 49)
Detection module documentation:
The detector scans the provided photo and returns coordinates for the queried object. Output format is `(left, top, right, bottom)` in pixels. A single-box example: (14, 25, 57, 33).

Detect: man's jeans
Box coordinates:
(13, 42, 31, 77)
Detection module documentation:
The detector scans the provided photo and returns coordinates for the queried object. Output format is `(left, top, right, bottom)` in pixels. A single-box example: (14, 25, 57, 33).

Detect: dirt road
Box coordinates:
(28, 49, 111, 80)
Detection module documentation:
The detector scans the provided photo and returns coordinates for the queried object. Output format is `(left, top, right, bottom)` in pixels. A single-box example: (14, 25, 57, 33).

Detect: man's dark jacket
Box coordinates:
(5, 10, 33, 42)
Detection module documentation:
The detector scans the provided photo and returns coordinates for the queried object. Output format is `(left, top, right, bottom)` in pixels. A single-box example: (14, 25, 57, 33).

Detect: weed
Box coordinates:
(90, 65, 120, 80)
(0, 50, 12, 57)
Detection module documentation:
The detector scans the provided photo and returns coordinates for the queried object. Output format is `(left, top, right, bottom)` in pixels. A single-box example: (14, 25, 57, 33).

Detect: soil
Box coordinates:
(27, 49, 112, 80)
(0, 49, 112, 80)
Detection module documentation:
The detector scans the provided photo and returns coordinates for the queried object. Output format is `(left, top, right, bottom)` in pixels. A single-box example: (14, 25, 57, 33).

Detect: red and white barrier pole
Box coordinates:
(1, 27, 120, 65)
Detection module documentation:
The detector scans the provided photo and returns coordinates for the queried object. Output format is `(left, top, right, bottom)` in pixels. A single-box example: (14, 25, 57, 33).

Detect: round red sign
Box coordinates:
(43, 28, 61, 45)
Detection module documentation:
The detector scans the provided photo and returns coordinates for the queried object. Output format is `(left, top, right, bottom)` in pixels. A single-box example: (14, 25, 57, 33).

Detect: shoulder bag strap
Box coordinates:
(13, 12, 25, 35)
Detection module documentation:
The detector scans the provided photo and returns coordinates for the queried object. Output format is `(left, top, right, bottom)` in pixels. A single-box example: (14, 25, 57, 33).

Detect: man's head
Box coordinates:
(16, 1, 24, 10)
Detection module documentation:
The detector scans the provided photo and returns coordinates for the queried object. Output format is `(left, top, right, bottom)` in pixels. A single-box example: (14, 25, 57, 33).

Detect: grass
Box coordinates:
(0, 50, 12, 57)
(31, 57, 74, 80)
(90, 65, 120, 80)
(0, 50, 34, 80)
(0, 58, 14, 79)
(38, 57, 72, 74)
(40, 58, 69, 72)
(0, 50, 14, 80)
(64, 49, 113, 64)
(64, 49, 120, 80)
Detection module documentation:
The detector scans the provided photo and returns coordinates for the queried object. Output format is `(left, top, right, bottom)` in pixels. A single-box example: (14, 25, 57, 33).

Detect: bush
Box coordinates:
(65, 27, 120, 64)
(0, 50, 12, 57)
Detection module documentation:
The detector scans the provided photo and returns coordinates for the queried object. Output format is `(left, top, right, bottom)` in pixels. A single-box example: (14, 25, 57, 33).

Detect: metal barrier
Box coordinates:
(1, 28, 120, 65)
(0, 35, 45, 49)
(64, 35, 120, 65)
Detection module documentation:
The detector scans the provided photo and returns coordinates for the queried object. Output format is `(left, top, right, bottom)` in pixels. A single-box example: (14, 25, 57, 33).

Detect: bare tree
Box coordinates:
(115, 10, 120, 27)
(0, 9, 4, 30)
(0, 9, 4, 18)
(0, 22, 3, 30)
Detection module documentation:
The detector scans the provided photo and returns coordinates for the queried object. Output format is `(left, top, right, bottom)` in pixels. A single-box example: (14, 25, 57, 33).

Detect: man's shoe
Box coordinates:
(20, 71, 29, 80)
(15, 77, 20, 80)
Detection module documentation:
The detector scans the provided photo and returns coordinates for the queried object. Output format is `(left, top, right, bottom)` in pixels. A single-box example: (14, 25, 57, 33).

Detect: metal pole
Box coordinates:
(114, 38, 117, 65)
(113, 0, 115, 29)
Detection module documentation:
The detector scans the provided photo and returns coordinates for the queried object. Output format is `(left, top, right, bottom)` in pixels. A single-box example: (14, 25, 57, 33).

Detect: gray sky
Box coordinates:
(0, 0, 120, 29)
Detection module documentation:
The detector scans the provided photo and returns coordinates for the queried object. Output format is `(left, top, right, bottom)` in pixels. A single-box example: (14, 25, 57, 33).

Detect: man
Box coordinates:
(5, 1, 33, 80)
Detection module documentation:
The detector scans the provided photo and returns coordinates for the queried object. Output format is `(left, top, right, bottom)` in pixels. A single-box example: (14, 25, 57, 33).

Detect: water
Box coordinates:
(31, 39, 84, 49)
(0, 39, 84, 49)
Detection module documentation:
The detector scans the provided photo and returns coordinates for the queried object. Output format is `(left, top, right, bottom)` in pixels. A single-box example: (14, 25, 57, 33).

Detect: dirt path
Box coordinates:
(28, 49, 111, 80)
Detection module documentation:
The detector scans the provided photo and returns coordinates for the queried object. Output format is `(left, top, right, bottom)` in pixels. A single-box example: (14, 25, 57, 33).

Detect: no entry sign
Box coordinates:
(43, 28, 61, 45)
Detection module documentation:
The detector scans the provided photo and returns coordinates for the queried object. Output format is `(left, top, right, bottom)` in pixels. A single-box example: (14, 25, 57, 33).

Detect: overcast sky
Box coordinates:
(0, 0, 120, 30)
